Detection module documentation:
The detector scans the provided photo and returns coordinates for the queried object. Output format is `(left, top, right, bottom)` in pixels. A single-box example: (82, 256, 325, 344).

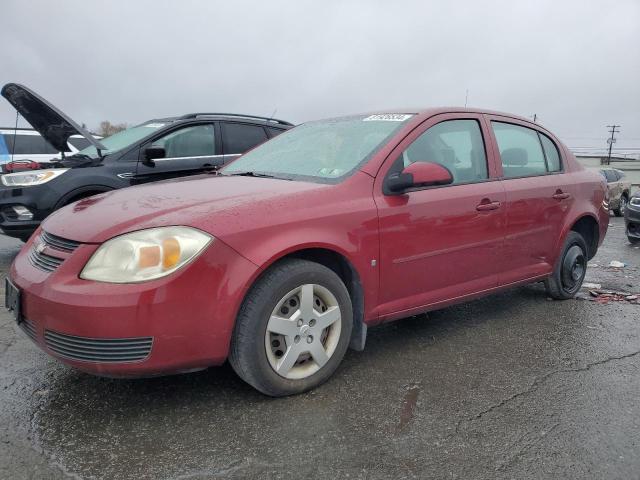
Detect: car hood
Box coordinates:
(42, 174, 334, 244)
(1, 83, 106, 153)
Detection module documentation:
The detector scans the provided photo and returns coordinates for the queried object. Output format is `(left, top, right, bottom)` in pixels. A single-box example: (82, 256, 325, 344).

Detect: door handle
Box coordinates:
(476, 201, 501, 211)
(552, 192, 571, 200)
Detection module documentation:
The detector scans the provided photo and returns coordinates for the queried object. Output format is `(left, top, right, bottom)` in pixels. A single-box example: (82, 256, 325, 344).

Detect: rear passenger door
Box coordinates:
(135, 123, 221, 184)
(220, 122, 269, 162)
(487, 116, 573, 285)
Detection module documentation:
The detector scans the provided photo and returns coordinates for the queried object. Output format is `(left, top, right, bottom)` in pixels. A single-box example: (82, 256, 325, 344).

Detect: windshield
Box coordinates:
(222, 114, 414, 182)
(77, 122, 168, 158)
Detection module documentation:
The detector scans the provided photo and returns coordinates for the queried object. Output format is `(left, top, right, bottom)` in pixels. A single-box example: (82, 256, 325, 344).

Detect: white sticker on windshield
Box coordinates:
(144, 123, 166, 128)
(363, 114, 412, 122)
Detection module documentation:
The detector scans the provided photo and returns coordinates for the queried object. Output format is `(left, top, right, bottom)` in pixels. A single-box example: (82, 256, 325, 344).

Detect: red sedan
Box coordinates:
(5, 109, 608, 396)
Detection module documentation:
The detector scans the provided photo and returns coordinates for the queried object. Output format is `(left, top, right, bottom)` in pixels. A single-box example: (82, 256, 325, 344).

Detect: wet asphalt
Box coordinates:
(0, 217, 639, 480)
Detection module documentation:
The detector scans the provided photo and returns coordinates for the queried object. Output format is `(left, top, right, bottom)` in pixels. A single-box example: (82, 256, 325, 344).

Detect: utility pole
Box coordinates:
(605, 125, 620, 165)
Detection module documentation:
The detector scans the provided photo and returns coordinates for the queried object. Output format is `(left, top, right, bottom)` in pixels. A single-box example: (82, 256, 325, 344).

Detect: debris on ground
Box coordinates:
(582, 282, 602, 289)
(608, 260, 626, 268)
(582, 289, 640, 305)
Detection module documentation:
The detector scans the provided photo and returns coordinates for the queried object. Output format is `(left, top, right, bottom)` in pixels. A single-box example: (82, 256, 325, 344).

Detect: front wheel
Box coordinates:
(545, 231, 588, 300)
(229, 259, 353, 397)
(613, 195, 628, 217)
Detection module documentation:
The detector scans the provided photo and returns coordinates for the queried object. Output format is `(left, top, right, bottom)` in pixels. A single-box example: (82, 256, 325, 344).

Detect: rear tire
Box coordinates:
(545, 231, 588, 300)
(229, 259, 353, 397)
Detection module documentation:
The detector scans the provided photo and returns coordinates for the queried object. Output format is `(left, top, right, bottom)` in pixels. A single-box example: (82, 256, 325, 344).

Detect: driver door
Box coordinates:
(135, 123, 222, 184)
(373, 113, 506, 318)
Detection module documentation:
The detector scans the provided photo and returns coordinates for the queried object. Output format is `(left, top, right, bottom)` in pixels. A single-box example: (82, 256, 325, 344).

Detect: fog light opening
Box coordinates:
(12, 205, 33, 221)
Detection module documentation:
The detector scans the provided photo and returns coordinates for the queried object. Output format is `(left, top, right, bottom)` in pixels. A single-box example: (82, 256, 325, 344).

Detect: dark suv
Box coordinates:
(0, 83, 293, 241)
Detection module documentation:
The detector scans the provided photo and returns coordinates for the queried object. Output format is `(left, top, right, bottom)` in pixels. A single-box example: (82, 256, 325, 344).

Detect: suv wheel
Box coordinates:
(545, 231, 588, 300)
(613, 195, 628, 217)
(229, 259, 353, 396)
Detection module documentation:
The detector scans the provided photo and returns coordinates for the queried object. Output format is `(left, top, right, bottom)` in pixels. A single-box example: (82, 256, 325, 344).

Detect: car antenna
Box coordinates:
(267, 107, 278, 123)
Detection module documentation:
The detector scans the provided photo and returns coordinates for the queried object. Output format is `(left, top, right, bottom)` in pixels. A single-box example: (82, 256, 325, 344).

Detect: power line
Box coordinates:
(605, 124, 621, 165)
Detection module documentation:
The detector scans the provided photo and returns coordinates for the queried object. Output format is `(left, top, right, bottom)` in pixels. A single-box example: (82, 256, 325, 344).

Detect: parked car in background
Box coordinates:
(5, 108, 608, 396)
(595, 167, 631, 216)
(0, 127, 100, 166)
(0, 83, 293, 241)
(625, 192, 640, 244)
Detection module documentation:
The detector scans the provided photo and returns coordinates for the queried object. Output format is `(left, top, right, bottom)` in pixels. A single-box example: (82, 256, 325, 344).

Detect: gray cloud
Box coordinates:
(1, 0, 639, 153)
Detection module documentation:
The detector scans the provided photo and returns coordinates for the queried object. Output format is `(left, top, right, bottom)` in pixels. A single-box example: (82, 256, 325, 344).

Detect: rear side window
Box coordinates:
(603, 170, 617, 183)
(398, 119, 488, 185)
(492, 122, 551, 178)
(222, 123, 268, 154)
(2, 134, 58, 155)
(539, 134, 561, 172)
(266, 127, 285, 138)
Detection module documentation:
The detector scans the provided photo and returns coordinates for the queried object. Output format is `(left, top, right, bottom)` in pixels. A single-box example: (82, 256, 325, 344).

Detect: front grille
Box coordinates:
(29, 249, 64, 272)
(44, 330, 153, 363)
(28, 231, 82, 273)
(20, 318, 37, 342)
(40, 231, 81, 252)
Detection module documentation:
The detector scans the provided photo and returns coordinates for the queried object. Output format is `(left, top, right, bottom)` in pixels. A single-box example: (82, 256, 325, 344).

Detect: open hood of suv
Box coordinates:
(1, 83, 106, 153)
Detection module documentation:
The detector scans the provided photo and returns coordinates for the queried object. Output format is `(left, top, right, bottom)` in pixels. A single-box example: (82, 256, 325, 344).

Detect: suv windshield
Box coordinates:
(77, 122, 167, 158)
(222, 114, 414, 182)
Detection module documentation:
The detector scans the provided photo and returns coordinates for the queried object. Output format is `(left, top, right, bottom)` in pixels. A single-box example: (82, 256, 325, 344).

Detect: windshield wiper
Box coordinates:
(227, 171, 280, 179)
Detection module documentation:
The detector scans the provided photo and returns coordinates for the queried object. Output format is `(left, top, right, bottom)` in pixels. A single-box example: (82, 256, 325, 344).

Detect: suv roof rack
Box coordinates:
(178, 113, 294, 126)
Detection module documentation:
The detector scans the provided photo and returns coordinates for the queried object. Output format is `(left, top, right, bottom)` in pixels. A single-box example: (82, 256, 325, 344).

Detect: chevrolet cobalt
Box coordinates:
(6, 109, 608, 396)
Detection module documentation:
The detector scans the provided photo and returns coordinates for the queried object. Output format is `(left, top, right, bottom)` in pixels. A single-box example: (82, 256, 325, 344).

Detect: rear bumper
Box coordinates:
(10, 233, 258, 377)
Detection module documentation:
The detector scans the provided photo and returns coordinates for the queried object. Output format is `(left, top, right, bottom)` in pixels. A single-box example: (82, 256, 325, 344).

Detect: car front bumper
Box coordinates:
(0, 184, 55, 239)
(9, 231, 258, 377)
(625, 203, 640, 239)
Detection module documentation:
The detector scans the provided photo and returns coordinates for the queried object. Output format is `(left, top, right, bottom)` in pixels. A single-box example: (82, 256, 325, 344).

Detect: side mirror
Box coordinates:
(386, 162, 453, 194)
(144, 145, 166, 164)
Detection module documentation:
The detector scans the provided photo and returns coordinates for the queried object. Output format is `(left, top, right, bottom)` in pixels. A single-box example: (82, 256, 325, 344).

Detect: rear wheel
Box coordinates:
(545, 231, 588, 299)
(229, 259, 352, 397)
(613, 195, 628, 217)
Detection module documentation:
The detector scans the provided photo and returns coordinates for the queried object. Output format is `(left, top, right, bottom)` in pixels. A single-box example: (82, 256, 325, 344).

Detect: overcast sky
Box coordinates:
(1, 0, 639, 154)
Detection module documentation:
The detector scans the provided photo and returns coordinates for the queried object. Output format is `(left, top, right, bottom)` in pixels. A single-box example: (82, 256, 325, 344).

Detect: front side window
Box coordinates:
(492, 122, 548, 178)
(223, 114, 413, 182)
(394, 119, 488, 185)
(150, 124, 216, 158)
(222, 123, 268, 155)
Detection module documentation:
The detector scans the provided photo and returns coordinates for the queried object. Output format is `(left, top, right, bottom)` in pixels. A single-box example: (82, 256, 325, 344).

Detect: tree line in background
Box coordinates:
(96, 120, 128, 137)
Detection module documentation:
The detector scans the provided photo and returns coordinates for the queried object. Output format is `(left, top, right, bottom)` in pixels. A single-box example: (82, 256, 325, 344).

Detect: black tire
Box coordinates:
(628, 235, 640, 245)
(545, 231, 588, 300)
(229, 259, 353, 397)
(613, 195, 628, 217)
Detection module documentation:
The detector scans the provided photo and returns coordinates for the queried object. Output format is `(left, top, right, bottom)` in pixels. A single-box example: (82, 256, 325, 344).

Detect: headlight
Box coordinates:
(80, 226, 213, 283)
(630, 197, 640, 207)
(1, 168, 69, 187)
